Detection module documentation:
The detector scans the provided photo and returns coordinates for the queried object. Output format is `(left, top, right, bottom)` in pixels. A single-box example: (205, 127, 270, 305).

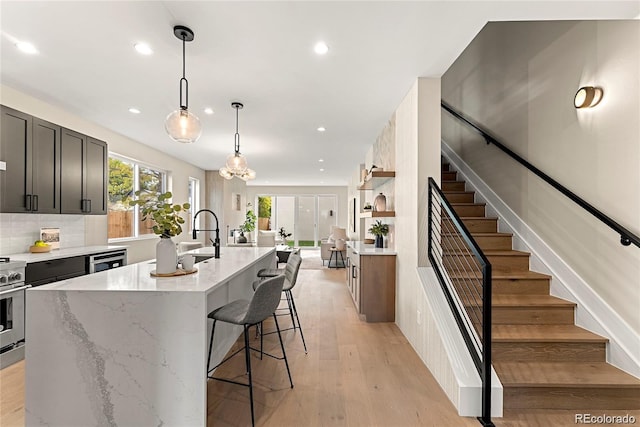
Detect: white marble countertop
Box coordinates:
(347, 241, 397, 255)
(6, 245, 128, 263)
(28, 246, 275, 293)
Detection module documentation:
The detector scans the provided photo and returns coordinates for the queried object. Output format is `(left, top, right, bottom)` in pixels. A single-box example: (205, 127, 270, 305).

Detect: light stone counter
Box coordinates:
(25, 246, 276, 427)
(6, 244, 128, 263)
(347, 241, 397, 255)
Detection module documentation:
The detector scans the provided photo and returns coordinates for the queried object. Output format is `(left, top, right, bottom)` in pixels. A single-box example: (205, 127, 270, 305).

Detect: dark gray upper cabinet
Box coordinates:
(1, 105, 107, 215)
(60, 129, 107, 215)
(32, 118, 62, 213)
(0, 106, 61, 214)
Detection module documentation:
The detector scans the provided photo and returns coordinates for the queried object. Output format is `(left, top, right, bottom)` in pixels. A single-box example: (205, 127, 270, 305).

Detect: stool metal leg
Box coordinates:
(207, 319, 217, 374)
(287, 290, 308, 354)
(244, 325, 255, 427)
(284, 291, 296, 327)
(273, 314, 294, 389)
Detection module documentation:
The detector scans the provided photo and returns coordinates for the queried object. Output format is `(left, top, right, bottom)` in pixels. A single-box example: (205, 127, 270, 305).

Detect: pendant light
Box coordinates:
(165, 25, 202, 143)
(219, 102, 256, 181)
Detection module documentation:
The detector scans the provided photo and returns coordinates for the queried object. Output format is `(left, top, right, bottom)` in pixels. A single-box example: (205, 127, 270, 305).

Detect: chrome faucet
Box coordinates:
(192, 209, 220, 259)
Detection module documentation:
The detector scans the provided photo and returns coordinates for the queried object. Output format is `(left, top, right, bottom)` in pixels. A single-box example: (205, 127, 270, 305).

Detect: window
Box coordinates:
(188, 177, 200, 231)
(108, 154, 166, 240)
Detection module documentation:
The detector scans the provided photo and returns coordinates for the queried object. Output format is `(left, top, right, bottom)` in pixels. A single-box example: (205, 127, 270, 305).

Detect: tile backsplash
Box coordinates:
(0, 213, 86, 255)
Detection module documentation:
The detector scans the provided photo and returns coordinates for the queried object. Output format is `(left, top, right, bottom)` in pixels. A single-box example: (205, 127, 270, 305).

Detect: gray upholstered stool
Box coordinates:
(254, 253, 307, 354)
(206, 275, 293, 427)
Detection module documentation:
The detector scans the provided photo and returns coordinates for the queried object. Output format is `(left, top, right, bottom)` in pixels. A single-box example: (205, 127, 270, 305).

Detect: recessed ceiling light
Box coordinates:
(320, 168, 325, 172)
(128, 107, 141, 114)
(317, 126, 326, 132)
(134, 43, 153, 55)
(314, 41, 329, 55)
(204, 107, 214, 115)
(318, 159, 324, 162)
(16, 41, 38, 55)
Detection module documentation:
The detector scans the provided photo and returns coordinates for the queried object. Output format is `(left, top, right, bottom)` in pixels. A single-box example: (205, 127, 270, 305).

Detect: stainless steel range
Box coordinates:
(0, 257, 28, 369)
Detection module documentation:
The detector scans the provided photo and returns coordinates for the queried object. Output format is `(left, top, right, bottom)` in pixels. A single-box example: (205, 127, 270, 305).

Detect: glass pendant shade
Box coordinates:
(219, 167, 234, 180)
(226, 152, 248, 173)
(165, 108, 202, 143)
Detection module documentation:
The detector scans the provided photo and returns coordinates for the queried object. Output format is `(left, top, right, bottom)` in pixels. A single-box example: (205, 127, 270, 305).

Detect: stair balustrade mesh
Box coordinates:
(427, 176, 494, 427)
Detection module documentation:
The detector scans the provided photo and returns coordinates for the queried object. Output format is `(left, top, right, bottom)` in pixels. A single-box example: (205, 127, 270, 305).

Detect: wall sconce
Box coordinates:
(574, 86, 603, 109)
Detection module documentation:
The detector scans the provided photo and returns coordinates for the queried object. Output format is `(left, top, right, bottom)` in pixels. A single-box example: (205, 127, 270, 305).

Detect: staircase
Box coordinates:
(441, 163, 640, 410)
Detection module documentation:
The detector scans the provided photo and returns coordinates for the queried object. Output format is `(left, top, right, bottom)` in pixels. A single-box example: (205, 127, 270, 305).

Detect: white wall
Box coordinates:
(394, 78, 442, 346)
(0, 85, 206, 263)
(441, 21, 640, 335)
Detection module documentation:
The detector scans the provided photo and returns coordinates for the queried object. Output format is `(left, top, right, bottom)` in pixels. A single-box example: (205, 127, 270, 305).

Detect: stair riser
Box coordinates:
(451, 205, 485, 217)
(450, 278, 550, 295)
(492, 279, 550, 295)
(443, 254, 530, 271)
(442, 181, 465, 191)
(471, 307, 575, 325)
(441, 171, 457, 180)
(441, 234, 512, 251)
(442, 163, 450, 171)
(503, 387, 640, 410)
(443, 192, 475, 203)
(493, 342, 606, 362)
(461, 218, 497, 232)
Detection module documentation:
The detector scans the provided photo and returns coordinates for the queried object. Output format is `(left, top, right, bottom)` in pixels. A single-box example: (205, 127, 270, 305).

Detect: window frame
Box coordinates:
(108, 153, 168, 242)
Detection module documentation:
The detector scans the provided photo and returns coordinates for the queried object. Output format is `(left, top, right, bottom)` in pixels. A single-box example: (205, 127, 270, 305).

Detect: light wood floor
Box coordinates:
(2, 266, 639, 426)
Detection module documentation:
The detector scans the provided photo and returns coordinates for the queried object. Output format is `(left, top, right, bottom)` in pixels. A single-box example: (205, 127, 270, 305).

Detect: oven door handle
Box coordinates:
(0, 284, 31, 297)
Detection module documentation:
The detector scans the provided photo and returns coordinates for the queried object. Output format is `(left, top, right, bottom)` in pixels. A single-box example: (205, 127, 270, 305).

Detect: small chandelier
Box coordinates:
(219, 102, 256, 181)
(165, 25, 202, 144)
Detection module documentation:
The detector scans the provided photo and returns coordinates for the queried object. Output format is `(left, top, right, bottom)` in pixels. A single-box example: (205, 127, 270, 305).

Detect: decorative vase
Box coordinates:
(375, 235, 384, 248)
(237, 232, 248, 244)
(156, 236, 177, 274)
(374, 192, 387, 212)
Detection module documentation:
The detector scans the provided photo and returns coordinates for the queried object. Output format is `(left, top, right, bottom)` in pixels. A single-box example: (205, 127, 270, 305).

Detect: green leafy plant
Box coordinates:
(278, 227, 292, 241)
(368, 220, 389, 237)
(129, 191, 190, 238)
(240, 208, 257, 234)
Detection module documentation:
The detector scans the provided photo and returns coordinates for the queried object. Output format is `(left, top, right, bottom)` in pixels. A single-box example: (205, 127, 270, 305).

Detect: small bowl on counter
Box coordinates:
(29, 245, 52, 253)
(364, 238, 375, 244)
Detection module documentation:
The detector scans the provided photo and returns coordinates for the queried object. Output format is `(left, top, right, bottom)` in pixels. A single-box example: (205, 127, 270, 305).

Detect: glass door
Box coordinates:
(297, 196, 316, 247)
(257, 194, 338, 248)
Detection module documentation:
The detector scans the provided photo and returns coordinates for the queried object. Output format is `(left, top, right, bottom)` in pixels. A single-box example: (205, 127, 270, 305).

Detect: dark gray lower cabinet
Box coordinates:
(25, 256, 87, 287)
(60, 129, 107, 215)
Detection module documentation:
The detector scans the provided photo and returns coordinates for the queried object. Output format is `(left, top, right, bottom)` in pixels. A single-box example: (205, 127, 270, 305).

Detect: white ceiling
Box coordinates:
(2, 1, 638, 186)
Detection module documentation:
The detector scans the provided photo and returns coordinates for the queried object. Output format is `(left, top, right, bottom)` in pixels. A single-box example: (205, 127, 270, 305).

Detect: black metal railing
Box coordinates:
(441, 101, 640, 249)
(428, 177, 494, 427)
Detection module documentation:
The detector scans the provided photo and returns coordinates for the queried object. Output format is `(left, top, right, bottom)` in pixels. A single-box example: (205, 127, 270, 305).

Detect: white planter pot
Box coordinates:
(156, 236, 177, 274)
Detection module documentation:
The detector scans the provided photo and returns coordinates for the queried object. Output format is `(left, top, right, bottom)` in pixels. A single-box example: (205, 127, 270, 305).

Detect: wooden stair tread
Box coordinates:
(442, 232, 512, 238)
(450, 202, 485, 206)
(495, 362, 640, 387)
(463, 294, 576, 307)
(444, 249, 529, 256)
(492, 324, 607, 343)
(448, 270, 550, 280)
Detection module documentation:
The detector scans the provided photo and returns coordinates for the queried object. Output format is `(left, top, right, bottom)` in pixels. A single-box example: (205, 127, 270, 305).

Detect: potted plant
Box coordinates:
(368, 220, 389, 248)
(237, 208, 257, 243)
(278, 227, 292, 246)
(129, 191, 190, 274)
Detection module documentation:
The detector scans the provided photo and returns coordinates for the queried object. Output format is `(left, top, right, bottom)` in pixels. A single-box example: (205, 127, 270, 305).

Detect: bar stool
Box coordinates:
(328, 247, 345, 268)
(206, 275, 293, 427)
(255, 253, 307, 353)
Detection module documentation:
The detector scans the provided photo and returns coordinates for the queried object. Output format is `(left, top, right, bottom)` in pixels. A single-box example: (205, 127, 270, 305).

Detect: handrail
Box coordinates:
(441, 101, 640, 249)
(428, 177, 494, 427)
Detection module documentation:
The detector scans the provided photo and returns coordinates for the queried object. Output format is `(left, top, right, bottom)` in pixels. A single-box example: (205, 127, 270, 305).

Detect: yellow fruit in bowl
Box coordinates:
(34, 240, 48, 247)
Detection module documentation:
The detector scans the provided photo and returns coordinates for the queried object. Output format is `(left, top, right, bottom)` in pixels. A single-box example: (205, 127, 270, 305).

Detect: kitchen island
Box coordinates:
(25, 246, 275, 427)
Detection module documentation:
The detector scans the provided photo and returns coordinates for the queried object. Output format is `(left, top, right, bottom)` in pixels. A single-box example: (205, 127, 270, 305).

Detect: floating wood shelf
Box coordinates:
(360, 211, 395, 218)
(357, 171, 395, 190)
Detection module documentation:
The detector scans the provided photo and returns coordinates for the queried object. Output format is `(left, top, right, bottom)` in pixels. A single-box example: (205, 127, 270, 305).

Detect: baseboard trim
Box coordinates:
(442, 141, 640, 379)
